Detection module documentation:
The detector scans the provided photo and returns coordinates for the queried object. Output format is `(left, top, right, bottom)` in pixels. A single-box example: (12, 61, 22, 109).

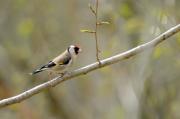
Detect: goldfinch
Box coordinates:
(31, 45, 82, 75)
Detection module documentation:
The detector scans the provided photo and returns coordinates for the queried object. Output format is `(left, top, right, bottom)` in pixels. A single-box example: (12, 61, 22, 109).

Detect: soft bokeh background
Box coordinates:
(0, 0, 180, 119)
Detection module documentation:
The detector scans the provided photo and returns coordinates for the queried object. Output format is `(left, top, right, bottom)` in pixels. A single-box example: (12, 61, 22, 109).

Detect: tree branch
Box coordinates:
(94, 0, 101, 63)
(0, 24, 179, 108)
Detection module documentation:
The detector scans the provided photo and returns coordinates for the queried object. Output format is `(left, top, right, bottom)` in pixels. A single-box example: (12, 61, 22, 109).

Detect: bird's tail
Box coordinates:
(30, 62, 54, 75)
(29, 69, 43, 75)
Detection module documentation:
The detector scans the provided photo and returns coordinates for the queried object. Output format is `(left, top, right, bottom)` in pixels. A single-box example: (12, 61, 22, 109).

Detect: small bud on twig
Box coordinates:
(80, 29, 96, 33)
(97, 21, 110, 25)
(88, 4, 96, 15)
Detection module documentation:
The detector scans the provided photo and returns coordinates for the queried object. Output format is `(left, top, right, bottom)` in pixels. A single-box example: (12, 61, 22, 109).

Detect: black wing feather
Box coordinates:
(60, 56, 71, 65)
(31, 61, 56, 75)
(40, 61, 56, 69)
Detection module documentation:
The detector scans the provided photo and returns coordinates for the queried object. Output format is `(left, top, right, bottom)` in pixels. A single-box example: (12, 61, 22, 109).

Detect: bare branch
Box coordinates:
(0, 24, 179, 108)
(94, 0, 101, 63)
(83, 0, 109, 63)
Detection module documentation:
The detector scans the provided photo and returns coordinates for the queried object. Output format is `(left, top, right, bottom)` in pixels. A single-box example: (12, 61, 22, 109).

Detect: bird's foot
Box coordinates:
(58, 71, 71, 77)
(48, 71, 53, 79)
(58, 72, 65, 78)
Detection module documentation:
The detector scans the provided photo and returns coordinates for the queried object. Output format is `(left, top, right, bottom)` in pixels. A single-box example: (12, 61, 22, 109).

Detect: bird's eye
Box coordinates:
(74, 47, 79, 54)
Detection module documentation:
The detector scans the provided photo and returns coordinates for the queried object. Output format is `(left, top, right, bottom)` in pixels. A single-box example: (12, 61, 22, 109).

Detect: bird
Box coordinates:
(30, 45, 82, 75)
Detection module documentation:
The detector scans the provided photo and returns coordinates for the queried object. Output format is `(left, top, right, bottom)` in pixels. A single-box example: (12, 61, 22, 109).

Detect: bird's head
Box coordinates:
(68, 45, 82, 56)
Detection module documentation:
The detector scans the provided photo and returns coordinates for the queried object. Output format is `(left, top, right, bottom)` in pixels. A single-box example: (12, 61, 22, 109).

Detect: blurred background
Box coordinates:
(0, 0, 180, 119)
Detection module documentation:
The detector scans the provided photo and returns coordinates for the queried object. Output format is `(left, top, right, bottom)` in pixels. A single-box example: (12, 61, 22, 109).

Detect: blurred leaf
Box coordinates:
(176, 34, 180, 45)
(118, 2, 133, 19)
(153, 46, 163, 59)
(17, 19, 34, 38)
(124, 18, 144, 33)
(153, 45, 171, 59)
(14, 0, 27, 9)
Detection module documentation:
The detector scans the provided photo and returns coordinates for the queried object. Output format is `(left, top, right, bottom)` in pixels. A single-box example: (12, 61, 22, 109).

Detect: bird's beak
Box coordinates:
(79, 48, 82, 53)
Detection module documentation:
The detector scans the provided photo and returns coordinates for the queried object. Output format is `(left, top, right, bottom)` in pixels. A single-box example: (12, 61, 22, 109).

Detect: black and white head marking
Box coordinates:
(67, 45, 81, 56)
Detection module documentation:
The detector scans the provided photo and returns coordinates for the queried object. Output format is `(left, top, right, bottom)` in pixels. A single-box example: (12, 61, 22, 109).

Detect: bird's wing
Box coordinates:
(60, 56, 71, 65)
(53, 51, 72, 65)
(30, 61, 56, 75)
(40, 61, 56, 70)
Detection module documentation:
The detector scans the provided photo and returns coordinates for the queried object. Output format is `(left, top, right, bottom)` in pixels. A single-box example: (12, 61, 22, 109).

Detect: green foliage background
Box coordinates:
(0, 0, 179, 119)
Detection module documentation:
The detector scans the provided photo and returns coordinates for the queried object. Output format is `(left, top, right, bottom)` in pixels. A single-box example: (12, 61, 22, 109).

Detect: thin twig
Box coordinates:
(94, 0, 101, 63)
(83, 0, 108, 63)
(0, 24, 179, 108)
